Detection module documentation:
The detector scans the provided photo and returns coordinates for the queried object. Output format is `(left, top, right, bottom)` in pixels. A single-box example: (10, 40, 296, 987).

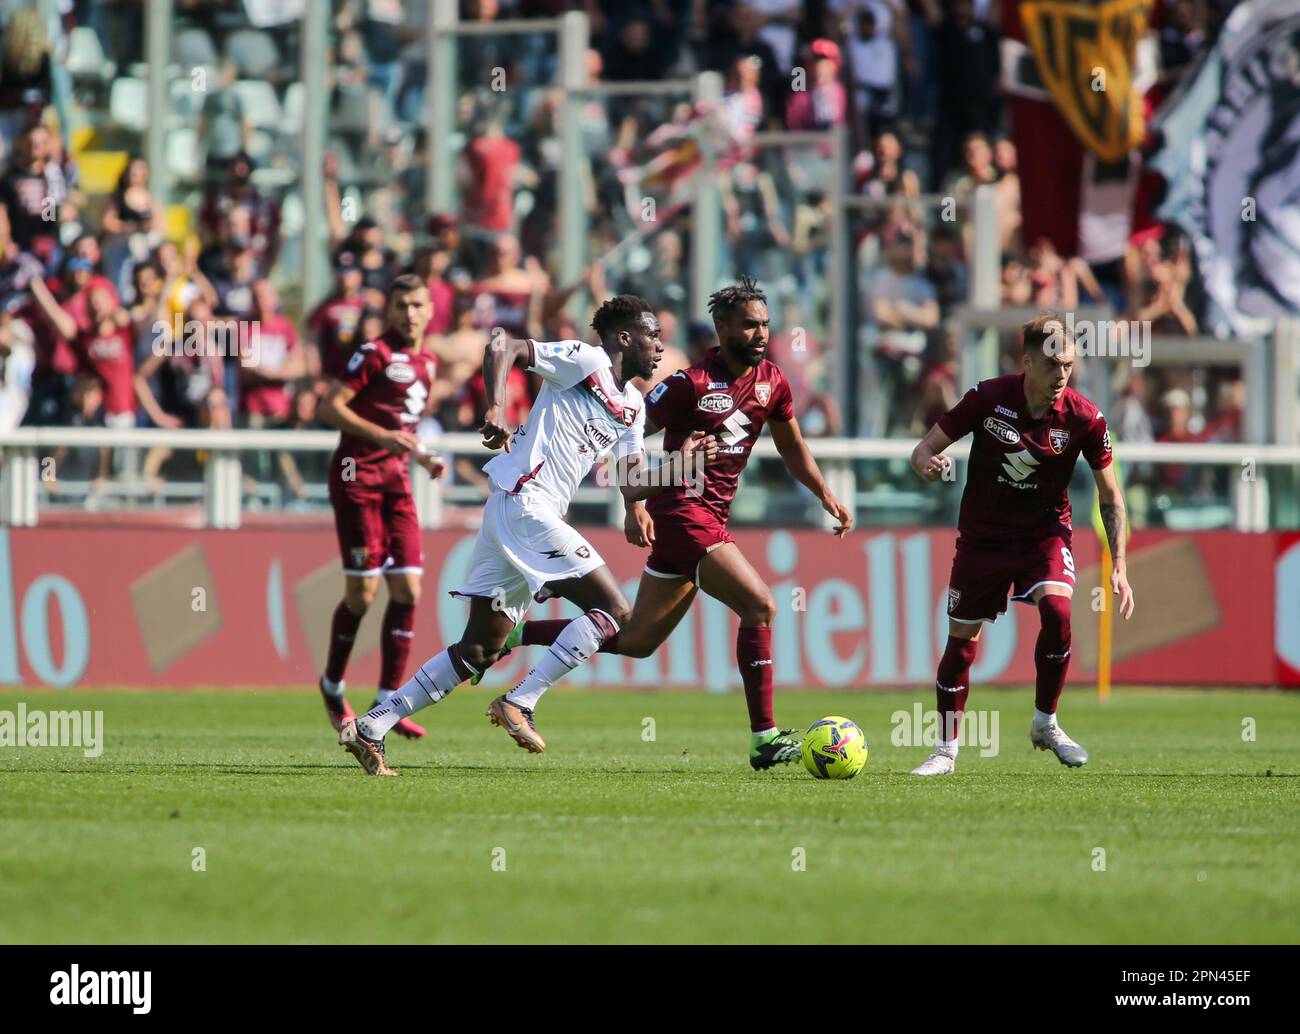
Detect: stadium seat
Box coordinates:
(173, 26, 219, 70)
(166, 127, 202, 182)
(225, 29, 280, 80)
(76, 151, 130, 196)
(164, 204, 192, 243)
(66, 26, 112, 79)
(108, 77, 148, 133)
(232, 80, 283, 129)
(282, 82, 305, 135)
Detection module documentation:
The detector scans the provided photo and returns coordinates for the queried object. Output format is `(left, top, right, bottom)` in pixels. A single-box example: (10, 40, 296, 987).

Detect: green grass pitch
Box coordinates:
(0, 687, 1296, 944)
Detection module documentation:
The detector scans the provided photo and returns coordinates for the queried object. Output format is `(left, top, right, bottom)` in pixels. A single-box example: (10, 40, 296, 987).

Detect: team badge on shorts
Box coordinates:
(1049, 429, 1070, 454)
(576, 545, 591, 559)
(946, 587, 961, 614)
(350, 547, 369, 569)
(755, 382, 771, 407)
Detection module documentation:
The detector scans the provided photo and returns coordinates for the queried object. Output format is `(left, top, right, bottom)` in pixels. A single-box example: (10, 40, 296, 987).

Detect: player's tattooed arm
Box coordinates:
(911, 424, 955, 482)
(769, 417, 853, 537)
(1093, 464, 1135, 619)
(480, 335, 531, 450)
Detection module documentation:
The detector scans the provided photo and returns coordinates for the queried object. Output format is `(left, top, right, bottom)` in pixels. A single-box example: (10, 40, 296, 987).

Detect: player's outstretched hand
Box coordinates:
(379, 429, 419, 456)
(624, 504, 654, 548)
(919, 454, 952, 482)
(1112, 564, 1135, 619)
(681, 430, 719, 466)
(823, 494, 853, 538)
(479, 405, 512, 452)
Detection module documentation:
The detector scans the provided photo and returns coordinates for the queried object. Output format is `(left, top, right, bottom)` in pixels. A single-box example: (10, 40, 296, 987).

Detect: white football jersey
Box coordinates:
(483, 339, 645, 513)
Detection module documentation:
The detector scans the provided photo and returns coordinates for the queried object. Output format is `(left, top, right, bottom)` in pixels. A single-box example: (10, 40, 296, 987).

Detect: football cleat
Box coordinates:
(319, 678, 355, 733)
(1031, 718, 1088, 767)
(749, 730, 802, 771)
(471, 622, 524, 686)
(338, 718, 397, 776)
(910, 750, 957, 776)
(486, 695, 546, 753)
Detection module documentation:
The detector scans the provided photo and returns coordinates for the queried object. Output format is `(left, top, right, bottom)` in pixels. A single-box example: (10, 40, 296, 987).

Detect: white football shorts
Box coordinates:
(450, 489, 605, 624)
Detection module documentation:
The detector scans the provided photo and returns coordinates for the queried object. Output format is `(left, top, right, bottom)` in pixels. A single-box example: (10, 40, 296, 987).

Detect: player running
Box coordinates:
(907, 313, 1135, 776)
(316, 274, 447, 740)
(338, 295, 718, 775)
(499, 276, 854, 770)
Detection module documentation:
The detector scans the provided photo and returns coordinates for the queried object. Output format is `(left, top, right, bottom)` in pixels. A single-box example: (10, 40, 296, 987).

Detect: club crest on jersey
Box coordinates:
(983, 416, 1021, 445)
(755, 382, 771, 407)
(698, 392, 734, 414)
(1049, 429, 1070, 454)
(947, 588, 961, 614)
(385, 361, 415, 384)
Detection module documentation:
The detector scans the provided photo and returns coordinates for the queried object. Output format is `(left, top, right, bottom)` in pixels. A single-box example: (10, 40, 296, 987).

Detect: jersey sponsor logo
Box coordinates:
(1000, 448, 1040, 483)
(1101, 428, 1111, 452)
(946, 587, 961, 614)
(755, 382, 771, 407)
(983, 416, 1021, 445)
(582, 418, 616, 452)
(698, 392, 734, 414)
(346, 350, 365, 373)
(647, 382, 668, 403)
(994, 404, 1018, 419)
(1049, 428, 1070, 454)
(706, 380, 729, 389)
(385, 361, 415, 383)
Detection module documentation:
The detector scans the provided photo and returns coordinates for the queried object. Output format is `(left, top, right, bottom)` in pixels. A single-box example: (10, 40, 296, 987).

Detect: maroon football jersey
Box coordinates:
(329, 330, 436, 493)
(645, 347, 794, 522)
(937, 373, 1112, 542)
(309, 296, 365, 372)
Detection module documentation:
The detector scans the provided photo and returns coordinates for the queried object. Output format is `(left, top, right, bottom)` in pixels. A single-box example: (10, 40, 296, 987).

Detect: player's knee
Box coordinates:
(604, 602, 632, 629)
(390, 581, 421, 606)
(740, 592, 777, 627)
(455, 640, 498, 671)
(1038, 593, 1072, 643)
(344, 584, 377, 614)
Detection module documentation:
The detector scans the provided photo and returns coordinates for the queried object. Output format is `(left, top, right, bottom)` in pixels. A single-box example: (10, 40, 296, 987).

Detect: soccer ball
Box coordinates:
(801, 716, 868, 779)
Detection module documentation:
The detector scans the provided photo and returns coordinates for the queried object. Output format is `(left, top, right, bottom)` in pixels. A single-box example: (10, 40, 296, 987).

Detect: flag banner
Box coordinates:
(1151, 0, 1300, 336)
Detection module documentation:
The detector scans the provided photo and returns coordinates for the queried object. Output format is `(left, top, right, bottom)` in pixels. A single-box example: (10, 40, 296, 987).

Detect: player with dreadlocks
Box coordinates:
(500, 276, 854, 770)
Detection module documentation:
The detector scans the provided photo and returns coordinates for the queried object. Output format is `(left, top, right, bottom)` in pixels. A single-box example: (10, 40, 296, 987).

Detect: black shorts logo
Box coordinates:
(947, 587, 961, 614)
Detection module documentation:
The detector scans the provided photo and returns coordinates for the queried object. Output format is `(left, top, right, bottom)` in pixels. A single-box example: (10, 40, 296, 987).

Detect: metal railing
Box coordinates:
(3, 427, 1297, 532)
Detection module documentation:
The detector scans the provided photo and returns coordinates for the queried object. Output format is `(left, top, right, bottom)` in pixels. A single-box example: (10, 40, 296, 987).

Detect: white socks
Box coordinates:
(1033, 708, 1057, 728)
(359, 649, 467, 738)
(506, 609, 619, 712)
(320, 675, 345, 698)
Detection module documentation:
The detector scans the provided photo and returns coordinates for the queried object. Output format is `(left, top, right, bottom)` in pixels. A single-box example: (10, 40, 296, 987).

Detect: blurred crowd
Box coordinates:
(0, 0, 1255, 518)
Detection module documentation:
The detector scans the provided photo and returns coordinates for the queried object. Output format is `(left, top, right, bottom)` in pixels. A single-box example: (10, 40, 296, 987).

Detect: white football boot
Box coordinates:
(1030, 716, 1088, 767)
(910, 749, 957, 776)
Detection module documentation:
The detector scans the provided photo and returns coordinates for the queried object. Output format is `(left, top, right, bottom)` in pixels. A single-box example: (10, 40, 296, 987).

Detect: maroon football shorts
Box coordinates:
(945, 531, 1077, 623)
(644, 502, 736, 581)
(330, 484, 423, 576)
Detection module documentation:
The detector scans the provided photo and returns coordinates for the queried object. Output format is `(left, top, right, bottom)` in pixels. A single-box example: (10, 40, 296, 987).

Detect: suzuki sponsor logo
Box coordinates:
(1000, 448, 1040, 483)
(697, 392, 734, 414)
(984, 417, 1021, 445)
